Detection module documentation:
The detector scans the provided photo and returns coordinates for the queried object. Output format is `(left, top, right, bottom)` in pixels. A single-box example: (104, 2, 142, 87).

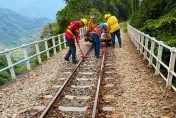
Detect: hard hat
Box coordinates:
(104, 14, 108, 19)
(104, 14, 111, 19)
(108, 14, 111, 16)
(81, 18, 88, 25)
(104, 23, 108, 27)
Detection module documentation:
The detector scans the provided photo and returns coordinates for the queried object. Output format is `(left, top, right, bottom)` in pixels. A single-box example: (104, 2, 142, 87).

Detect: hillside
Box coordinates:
(0, 7, 51, 48)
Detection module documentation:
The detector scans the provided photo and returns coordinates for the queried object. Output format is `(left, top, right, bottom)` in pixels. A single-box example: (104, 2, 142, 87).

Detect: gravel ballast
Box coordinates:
(0, 39, 91, 118)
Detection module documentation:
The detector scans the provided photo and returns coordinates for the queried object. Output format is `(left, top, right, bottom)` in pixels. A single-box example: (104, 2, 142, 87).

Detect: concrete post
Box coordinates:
(52, 36, 56, 55)
(140, 33, 144, 55)
(58, 35, 62, 51)
(63, 33, 67, 48)
(143, 35, 149, 60)
(5, 49, 16, 79)
(35, 41, 42, 64)
(155, 41, 164, 75)
(149, 38, 155, 66)
(166, 47, 176, 88)
(44, 38, 50, 58)
(22, 44, 31, 70)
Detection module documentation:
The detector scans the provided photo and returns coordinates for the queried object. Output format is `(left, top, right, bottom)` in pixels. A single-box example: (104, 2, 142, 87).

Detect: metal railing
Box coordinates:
(128, 24, 176, 91)
(0, 27, 88, 79)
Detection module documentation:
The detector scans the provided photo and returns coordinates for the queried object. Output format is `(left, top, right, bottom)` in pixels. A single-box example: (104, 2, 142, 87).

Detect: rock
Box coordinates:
(158, 81, 162, 84)
(160, 106, 171, 110)
(32, 106, 45, 112)
(102, 107, 115, 111)
(43, 95, 53, 99)
(150, 113, 160, 118)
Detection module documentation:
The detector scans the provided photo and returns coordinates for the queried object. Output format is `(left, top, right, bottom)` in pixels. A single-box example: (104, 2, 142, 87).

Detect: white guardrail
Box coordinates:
(0, 27, 87, 79)
(128, 24, 176, 91)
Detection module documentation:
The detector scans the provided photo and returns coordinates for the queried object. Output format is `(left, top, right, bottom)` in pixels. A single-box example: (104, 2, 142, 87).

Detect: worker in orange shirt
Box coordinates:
(85, 23, 108, 58)
(64, 18, 87, 64)
(88, 17, 94, 31)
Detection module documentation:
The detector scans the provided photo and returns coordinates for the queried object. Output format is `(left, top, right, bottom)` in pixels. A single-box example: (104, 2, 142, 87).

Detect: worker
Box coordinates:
(99, 23, 108, 38)
(88, 17, 94, 31)
(104, 14, 122, 48)
(85, 23, 108, 58)
(99, 23, 110, 46)
(64, 18, 87, 64)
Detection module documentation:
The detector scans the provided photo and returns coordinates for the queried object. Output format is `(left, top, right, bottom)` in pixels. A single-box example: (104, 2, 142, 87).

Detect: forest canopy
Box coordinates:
(130, 0, 176, 47)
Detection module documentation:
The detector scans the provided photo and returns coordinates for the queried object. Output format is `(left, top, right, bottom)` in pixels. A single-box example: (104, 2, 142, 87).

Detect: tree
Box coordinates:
(132, 0, 139, 14)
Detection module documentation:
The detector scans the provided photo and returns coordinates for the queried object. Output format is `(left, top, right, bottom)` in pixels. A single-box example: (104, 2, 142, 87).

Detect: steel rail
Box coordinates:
(92, 47, 106, 118)
(40, 45, 92, 118)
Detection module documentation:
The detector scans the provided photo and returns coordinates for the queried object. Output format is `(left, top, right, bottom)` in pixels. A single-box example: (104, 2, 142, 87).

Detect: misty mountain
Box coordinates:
(0, 7, 51, 48)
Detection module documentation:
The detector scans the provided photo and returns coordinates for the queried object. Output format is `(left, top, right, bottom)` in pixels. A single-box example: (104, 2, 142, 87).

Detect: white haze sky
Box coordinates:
(0, 0, 66, 20)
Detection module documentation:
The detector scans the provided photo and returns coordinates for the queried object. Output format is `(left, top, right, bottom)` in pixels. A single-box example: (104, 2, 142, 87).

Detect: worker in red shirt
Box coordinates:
(64, 18, 87, 64)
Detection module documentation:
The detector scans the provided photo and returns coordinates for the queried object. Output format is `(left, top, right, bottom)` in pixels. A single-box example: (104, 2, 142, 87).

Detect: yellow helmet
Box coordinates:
(104, 14, 108, 19)
(81, 18, 88, 25)
(104, 14, 111, 19)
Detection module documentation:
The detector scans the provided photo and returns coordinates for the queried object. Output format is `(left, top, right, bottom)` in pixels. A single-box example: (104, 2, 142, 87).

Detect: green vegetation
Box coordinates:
(0, 56, 10, 85)
(130, 0, 176, 47)
(123, 21, 128, 33)
(54, 0, 132, 34)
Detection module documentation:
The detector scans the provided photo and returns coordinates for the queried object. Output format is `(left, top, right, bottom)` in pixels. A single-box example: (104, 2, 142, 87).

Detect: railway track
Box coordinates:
(39, 45, 105, 118)
(98, 47, 117, 117)
(17, 45, 118, 118)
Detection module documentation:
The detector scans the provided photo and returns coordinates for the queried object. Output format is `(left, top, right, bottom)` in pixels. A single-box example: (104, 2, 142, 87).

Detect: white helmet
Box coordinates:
(104, 23, 108, 27)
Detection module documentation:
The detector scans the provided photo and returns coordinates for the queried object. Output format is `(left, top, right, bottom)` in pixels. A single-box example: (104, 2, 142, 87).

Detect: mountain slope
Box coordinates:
(0, 7, 51, 48)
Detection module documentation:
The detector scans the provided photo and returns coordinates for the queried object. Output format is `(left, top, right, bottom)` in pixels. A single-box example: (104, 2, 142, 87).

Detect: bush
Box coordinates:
(0, 71, 11, 85)
(123, 22, 127, 33)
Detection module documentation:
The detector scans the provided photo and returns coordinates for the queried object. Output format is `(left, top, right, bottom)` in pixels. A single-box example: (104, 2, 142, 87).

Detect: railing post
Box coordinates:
(133, 29, 136, 45)
(140, 33, 144, 55)
(5, 49, 16, 79)
(137, 32, 141, 51)
(131, 28, 134, 43)
(143, 35, 149, 60)
(63, 33, 67, 48)
(58, 35, 62, 51)
(35, 41, 42, 64)
(155, 41, 164, 75)
(134, 30, 137, 47)
(44, 38, 50, 58)
(132, 28, 134, 43)
(22, 44, 31, 70)
(128, 25, 132, 41)
(80, 28, 82, 39)
(82, 28, 84, 39)
(127, 24, 129, 34)
(52, 36, 57, 55)
(83, 28, 85, 39)
(166, 47, 176, 88)
(148, 38, 155, 66)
